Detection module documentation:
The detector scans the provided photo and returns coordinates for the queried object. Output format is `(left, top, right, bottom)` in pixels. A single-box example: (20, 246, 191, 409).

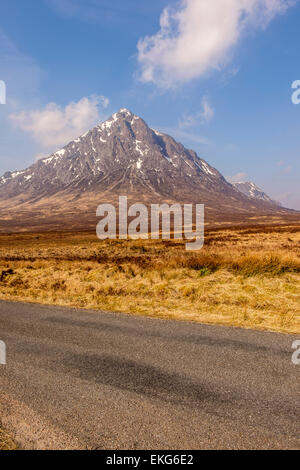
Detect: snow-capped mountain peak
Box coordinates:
(232, 181, 281, 206)
(0, 109, 284, 231)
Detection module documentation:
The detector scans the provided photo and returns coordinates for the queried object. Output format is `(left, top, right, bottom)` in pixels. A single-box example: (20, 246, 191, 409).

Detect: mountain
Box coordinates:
(0, 108, 297, 232)
(232, 181, 281, 206)
(0, 108, 240, 204)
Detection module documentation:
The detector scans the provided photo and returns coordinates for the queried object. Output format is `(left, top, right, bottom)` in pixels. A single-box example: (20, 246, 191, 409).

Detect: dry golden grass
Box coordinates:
(0, 427, 17, 451)
(0, 224, 299, 333)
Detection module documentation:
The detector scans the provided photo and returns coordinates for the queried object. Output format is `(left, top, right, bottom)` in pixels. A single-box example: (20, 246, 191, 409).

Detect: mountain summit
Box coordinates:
(0, 109, 293, 231)
(232, 181, 281, 206)
(0, 108, 230, 201)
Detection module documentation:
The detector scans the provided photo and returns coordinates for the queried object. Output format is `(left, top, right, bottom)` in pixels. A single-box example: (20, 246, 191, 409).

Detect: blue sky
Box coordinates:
(0, 0, 300, 208)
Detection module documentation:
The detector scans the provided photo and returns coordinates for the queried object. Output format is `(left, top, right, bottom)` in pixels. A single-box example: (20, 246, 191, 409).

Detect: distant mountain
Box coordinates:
(232, 181, 281, 206)
(0, 108, 296, 231)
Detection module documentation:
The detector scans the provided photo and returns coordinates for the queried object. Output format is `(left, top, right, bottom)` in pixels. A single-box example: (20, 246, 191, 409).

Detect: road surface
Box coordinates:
(0, 300, 299, 450)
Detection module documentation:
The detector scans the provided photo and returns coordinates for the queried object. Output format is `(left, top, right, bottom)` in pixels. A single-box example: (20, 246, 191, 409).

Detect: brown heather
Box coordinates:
(0, 224, 299, 334)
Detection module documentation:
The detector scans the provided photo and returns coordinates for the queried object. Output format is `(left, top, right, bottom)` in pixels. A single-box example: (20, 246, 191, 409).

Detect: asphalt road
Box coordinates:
(0, 300, 299, 450)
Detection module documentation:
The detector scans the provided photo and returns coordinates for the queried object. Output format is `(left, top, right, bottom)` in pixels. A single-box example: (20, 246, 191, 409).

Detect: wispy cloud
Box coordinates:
(46, 0, 97, 21)
(274, 191, 300, 209)
(277, 160, 293, 174)
(179, 97, 214, 128)
(226, 172, 248, 183)
(0, 29, 45, 173)
(137, 0, 297, 88)
(46, 0, 156, 24)
(10, 95, 109, 152)
(157, 126, 211, 146)
(0, 29, 43, 107)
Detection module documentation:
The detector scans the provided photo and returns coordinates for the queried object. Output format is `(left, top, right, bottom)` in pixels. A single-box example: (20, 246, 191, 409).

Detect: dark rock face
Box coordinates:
(0, 108, 290, 231)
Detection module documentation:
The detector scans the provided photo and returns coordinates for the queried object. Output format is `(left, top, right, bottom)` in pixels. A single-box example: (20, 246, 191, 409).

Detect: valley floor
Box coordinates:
(0, 224, 299, 334)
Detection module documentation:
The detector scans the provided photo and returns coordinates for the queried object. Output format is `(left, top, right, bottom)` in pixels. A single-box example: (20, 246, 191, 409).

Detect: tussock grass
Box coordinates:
(0, 224, 299, 333)
(0, 427, 17, 450)
(170, 252, 300, 276)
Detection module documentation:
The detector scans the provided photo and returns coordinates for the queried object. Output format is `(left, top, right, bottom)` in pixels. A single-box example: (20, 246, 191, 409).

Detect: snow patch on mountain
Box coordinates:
(232, 181, 280, 206)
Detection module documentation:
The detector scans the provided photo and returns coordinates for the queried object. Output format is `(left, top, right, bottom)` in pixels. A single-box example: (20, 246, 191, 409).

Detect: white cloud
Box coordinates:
(227, 172, 248, 183)
(180, 97, 214, 127)
(10, 95, 109, 152)
(137, 0, 297, 88)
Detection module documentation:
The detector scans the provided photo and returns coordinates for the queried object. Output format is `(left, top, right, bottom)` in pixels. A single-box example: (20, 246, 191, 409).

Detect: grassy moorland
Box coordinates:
(0, 224, 299, 333)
